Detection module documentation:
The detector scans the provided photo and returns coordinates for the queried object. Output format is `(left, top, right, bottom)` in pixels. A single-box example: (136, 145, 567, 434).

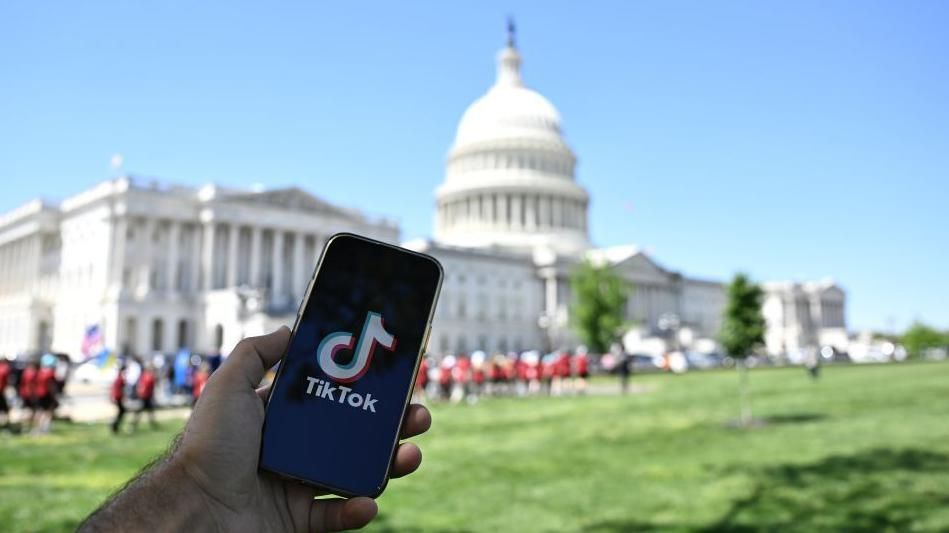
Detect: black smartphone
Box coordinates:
(259, 233, 442, 498)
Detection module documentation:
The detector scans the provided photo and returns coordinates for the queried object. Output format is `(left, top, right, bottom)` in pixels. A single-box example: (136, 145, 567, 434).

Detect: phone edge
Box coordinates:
(258, 231, 444, 498)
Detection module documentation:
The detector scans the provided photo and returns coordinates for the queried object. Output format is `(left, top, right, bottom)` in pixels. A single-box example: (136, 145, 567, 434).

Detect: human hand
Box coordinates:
(81, 327, 431, 533)
(175, 326, 432, 532)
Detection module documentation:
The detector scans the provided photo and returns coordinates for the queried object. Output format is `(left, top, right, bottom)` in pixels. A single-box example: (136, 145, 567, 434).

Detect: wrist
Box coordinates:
(79, 454, 219, 533)
(163, 454, 224, 530)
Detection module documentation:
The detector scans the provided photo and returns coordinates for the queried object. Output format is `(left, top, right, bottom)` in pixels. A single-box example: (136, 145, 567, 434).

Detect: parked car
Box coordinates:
(685, 352, 725, 370)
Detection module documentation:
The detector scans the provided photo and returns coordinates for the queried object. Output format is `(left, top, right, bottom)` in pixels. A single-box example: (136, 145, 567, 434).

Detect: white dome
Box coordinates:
(453, 49, 566, 150)
(434, 38, 590, 256)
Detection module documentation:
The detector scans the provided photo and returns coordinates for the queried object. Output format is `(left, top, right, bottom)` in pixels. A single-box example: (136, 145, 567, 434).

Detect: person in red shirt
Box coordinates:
(413, 357, 429, 402)
(525, 354, 541, 395)
(34, 357, 58, 434)
(192, 362, 209, 407)
(452, 354, 470, 403)
(472, 359, 486, 396)
(514, 356, 528, 396)
(552, 351, 571, 395)
(572, 349, 590, 394)
(487, 356, 502, 396)
(18, 361, 39, 431)
(133, 364, 158, 430)
(0, 358, 11, 429)
(437, 356, 453, 401)
(0, 359, 10, 424)
(111, 365, 127, 434)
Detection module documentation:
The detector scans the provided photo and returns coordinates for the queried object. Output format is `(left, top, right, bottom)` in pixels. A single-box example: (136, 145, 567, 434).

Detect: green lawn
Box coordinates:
(2, 362, 948, 532)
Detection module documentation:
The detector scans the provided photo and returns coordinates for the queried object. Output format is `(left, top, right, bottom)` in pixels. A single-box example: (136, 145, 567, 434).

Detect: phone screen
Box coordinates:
(260, 233, 441, 497)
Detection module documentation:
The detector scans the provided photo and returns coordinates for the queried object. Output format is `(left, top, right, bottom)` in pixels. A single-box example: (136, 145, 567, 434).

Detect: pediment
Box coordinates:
(226, 187, 358, 220)
(612, 252, 674, 284)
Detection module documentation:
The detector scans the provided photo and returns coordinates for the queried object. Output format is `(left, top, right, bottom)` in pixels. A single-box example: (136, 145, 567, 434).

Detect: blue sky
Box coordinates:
(1, 1, 947, 332)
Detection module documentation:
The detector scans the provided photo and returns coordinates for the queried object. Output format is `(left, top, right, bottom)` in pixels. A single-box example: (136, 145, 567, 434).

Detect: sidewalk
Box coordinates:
(55, 381, 193, 424)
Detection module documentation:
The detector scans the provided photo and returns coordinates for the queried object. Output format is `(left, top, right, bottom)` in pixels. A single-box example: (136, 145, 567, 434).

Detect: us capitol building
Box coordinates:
(0, 30, 847, 360)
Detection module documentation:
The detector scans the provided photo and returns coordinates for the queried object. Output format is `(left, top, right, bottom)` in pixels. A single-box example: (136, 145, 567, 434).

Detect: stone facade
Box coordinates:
(0, 178, 398, 358)
(762, 280, 848, 357)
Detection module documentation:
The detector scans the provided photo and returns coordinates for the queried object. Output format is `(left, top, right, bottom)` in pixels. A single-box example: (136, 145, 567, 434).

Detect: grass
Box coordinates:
(2, 362, 948, 532)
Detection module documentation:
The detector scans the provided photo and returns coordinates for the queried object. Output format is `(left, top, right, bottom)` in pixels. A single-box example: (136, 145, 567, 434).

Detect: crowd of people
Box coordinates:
(108, 351, 216, 434)
(0, 354, 70, 435)
(1, 345, 596, 436)
(414, 349, 591, 404)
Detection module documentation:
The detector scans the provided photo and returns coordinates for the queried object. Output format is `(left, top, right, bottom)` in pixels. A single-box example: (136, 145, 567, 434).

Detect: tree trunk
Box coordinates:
(737, 358, 752, 426)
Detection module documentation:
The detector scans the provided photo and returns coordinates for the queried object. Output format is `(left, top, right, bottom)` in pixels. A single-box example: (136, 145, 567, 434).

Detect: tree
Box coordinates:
(901, 322, 949, 359)
(718, 273, 766, 427)
(570, 260, 631, 354)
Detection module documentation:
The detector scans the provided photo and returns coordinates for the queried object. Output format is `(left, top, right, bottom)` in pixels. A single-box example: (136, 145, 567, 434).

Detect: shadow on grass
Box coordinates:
(761, 412, 827, 425)
(586, 448, 949, 532)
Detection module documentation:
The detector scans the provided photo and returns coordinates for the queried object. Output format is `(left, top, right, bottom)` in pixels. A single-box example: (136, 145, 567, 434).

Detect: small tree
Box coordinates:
(570, 260, 630, 354)
(719, 273, 766, 427)
(901, 322, 948, 359)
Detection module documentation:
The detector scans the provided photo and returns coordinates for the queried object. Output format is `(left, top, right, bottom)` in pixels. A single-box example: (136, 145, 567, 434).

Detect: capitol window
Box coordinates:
(177, 319, 188, 349)
(151, 318, 164, 352)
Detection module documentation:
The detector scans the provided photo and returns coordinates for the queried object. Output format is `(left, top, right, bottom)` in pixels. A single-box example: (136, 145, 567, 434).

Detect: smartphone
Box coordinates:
(259, 233, 442, 498)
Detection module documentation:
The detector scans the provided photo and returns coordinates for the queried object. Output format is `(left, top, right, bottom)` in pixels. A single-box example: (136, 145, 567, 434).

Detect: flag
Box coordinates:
(81, 324, 104, 358)
(93, 348, 115, 368)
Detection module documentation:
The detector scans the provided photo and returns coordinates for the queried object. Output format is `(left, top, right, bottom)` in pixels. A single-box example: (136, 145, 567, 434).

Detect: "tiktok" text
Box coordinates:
(305, 376, 378, 413)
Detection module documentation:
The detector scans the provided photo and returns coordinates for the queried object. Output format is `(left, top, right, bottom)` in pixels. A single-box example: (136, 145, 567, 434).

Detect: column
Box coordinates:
(485, 194, 496, 229)
(226, 223, 239, 288)
(271, 229, 284, 302)
(189, 224, 202, 292)
(201, 222, 216, 291)
(497, 194, 508, 228)
(476, 195, 485, 229)
(0, 245, 6, 293)
(248, 226, 262, 288)
(137, 218, 154, 295)
(26, 235, 37, 293)
(511, 194, 522, 229)
(166, 220, 180, 292)
(525, 195, 537, 230)
(292, 231, 305, 300)
(552, 196, 563, 228)
(545, 274, 558, 316)
(110, 215, 127, 290)
(464, 198, 472, 229)
(10, 240, 19, 291)
(539, 195, 550, 229)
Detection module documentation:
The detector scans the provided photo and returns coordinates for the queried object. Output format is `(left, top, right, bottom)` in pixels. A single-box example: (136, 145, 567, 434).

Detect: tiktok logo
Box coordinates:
(317, 311, 397, 383)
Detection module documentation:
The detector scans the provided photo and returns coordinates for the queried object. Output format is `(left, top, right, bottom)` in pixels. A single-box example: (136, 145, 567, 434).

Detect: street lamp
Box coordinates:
(537, 314, 553, 354)
(658, 313, 681, 352)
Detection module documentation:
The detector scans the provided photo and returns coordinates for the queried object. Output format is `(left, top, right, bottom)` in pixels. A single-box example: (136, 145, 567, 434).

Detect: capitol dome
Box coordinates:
(434, 30, 590, 256)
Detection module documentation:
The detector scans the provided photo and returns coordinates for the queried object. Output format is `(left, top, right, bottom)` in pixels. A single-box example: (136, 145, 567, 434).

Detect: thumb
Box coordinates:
(217, 326, 291, 390)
